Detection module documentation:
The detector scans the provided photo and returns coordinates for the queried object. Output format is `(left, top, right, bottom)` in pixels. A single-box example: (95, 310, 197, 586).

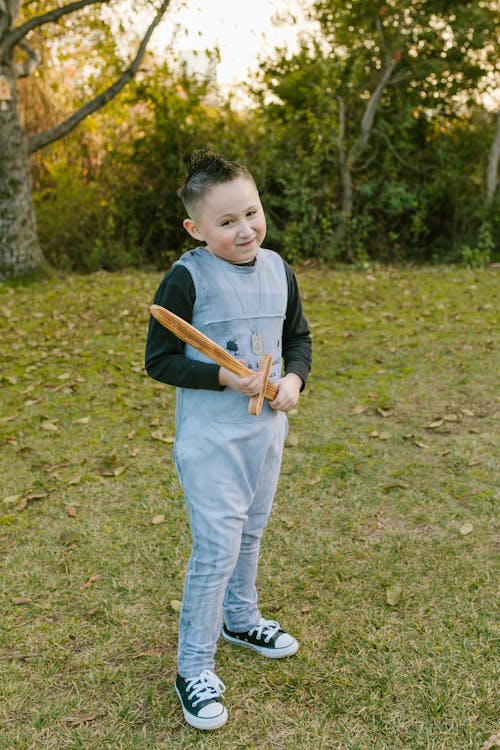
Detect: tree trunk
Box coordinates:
(486, 109, 500, 207)
(0, 64, 46, 280)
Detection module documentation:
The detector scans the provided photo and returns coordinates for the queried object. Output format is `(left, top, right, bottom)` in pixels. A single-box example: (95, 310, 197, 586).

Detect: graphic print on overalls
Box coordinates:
(226, 339, 240, 359)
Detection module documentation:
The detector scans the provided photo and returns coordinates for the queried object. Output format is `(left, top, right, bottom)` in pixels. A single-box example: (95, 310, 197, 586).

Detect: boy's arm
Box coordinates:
(281, 261, 312, 389)
(145, 266, 222, 389)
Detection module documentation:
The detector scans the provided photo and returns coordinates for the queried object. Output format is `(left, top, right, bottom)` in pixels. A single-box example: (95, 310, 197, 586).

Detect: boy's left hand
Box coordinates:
(269, 373, 303, 413)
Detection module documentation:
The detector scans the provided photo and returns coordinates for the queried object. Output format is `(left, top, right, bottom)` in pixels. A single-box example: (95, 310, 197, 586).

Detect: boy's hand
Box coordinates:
(218, 364, 263, 396)
(269, 373, 303, 413)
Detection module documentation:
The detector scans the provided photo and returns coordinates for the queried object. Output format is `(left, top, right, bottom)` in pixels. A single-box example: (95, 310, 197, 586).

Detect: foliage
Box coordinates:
(24, 1, 500, 269)
(1, 266, 498, 748)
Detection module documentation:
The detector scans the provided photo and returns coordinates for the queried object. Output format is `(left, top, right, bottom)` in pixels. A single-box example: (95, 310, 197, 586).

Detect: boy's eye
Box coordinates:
(247, 209, 257, 217)
(221, 219, 233, 226)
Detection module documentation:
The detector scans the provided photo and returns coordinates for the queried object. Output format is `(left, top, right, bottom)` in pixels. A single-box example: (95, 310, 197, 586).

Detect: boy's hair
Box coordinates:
(178, 150, 255, 216)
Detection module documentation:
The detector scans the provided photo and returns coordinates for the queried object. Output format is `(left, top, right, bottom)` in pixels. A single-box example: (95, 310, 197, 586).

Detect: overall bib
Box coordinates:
(173, 248, 288, 677)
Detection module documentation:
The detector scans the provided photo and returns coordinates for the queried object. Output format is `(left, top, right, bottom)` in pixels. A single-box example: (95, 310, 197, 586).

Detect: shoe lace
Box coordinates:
(186, 670, 226, 707)
(248, 618, 280, 643)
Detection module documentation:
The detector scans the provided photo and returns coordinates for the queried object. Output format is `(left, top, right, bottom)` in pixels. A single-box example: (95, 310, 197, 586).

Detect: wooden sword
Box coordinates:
(150, 304, 278, 415)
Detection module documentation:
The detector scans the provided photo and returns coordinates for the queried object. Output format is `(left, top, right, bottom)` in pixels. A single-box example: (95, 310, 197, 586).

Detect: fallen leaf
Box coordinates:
(3, 494, 24, 506)
(378, 431, 391, 440)
(66, 713, 101, 727)
(386, 585, 402, 606)
(443, 413, 458, 422)
(414, 441, 429, 449)
(11, 596, 32, 605)
(41, 421, 59, 432)
(82, 575, 100, 589)
(151, 514, 165, 525)
(462, 408, 475, 417)
(460, 522, 473, 536)
(376, 407, 391, 418)
(482, 730, 500, 749)
(59, 530, 81, 546)
(132, 650, 162, 659)
(382, 483, 408, 493)
(151, 430, 175, 444)
(72, 417, 90, 425)
(100, 466, 127, 477)
(301, 605, 312, 613)
(66, 505, 77, 517)
(170, 599, 182, 613)
(427, 420, 443, 429)
(352, 404, 368, 415)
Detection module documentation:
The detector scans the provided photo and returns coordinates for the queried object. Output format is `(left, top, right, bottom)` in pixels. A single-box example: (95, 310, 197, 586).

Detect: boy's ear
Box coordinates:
(183, 218, 204, 241)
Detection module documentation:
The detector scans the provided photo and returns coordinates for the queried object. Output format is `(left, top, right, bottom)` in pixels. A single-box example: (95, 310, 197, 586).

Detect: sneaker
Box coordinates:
(175, 670, 228, 730)
(222, 618, 299, 658)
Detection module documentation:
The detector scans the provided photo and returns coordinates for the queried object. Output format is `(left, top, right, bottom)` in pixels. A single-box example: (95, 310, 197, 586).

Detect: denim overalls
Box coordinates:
(173, 248, 288, 677)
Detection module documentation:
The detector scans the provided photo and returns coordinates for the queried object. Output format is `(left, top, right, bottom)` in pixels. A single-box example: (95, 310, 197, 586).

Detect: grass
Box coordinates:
(0, 264, 498, 750)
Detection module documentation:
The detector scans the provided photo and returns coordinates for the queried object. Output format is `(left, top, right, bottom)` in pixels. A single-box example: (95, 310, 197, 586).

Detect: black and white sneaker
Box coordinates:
(222, 618, 299, 658)
(175, 669, 228, 730)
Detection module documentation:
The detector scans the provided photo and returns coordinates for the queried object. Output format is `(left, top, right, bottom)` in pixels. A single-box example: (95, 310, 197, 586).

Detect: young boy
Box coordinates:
(145, 150, 312, 730)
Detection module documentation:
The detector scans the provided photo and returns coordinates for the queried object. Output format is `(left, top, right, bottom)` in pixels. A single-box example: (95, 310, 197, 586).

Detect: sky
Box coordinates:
(152, 0, 316, 90)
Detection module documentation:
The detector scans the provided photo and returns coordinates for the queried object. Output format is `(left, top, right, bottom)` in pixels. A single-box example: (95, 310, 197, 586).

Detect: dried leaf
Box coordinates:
(170, 599, 182, 613)
(66, 505, 77, 517)
(11, 596, 32, 605)
(41, 421, 59, 432)
(443, 413, 458, 422)
(427, 420, 443, 429)
(3, 494, 23, 506)
(376, 407, 391, 418)
(352, 404, 368, 415)
(82, 575, 100, 589)
(378, 431, 391, 440)
(460, 522, 473, 536)
(132, 650, 162, 659)
(151, 514, 165, 525)
(386, 585, 402, 606)
(59, 530, 81, 546)
(462, 408, 475, 417)
(482, 730, 500, 749)
(72, 417, 90, 425)
(151, 430, 175, 444)
(414, 441, 429, 449)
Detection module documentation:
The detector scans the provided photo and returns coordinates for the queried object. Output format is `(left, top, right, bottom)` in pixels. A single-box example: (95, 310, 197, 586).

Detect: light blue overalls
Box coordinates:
(173, 248, 288, 678)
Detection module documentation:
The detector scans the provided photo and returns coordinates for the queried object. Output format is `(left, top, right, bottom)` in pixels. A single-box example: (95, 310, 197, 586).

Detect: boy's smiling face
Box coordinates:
(182, 176, 267, 264)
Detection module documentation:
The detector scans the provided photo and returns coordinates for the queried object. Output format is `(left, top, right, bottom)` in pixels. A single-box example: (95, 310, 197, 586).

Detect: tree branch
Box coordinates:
(349, 56, 397, 166)
(5, 0, 111, 54)
(15, 40, 40, 77)
(27, 0, 171, 154)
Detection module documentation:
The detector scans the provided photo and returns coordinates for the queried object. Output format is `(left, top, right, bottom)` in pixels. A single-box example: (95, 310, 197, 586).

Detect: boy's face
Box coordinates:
(183, 176, 266, 264)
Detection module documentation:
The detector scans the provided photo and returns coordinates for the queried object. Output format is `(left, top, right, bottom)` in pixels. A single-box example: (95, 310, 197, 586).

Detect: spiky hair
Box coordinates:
(178, 149, 255, 216)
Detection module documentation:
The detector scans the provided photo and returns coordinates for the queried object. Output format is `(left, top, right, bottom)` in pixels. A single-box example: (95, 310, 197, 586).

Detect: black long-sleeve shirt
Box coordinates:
(145, 259, 312, 390)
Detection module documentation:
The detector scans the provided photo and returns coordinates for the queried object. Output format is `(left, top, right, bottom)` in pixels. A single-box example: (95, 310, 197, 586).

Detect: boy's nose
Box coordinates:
(238, 220, 253, 237)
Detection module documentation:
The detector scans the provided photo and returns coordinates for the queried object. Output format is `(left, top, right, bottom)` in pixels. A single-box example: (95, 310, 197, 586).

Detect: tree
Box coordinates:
(0, 0, 171, 280)
(254, 0, 499, 260)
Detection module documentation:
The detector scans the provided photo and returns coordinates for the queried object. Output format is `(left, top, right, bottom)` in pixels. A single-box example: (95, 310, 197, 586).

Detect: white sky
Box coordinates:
(153, 0, 316, 88)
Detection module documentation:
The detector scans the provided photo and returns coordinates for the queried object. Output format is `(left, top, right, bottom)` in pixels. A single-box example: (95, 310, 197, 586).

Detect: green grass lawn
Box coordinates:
(0, 265, 498, 750)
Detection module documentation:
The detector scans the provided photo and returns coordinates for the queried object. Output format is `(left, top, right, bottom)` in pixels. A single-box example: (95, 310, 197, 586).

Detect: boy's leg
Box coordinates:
(222, 414, 287, 632)
(177, 501, 243, 678)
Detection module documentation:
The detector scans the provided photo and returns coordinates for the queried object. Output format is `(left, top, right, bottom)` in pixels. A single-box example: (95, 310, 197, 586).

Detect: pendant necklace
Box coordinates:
(212, 252, 263, 356)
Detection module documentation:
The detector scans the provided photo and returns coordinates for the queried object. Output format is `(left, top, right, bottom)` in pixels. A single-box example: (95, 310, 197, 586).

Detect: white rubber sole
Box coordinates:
(222, 630, 299, 658)
(175, 686, 228, 730)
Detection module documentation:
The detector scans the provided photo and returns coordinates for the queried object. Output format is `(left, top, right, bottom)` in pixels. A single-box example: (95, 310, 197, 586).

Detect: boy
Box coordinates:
(145, 150, 312, 730)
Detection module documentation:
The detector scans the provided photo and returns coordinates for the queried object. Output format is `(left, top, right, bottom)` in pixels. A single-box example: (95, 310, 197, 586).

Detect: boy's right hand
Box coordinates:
(218, 365, 263, 396)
